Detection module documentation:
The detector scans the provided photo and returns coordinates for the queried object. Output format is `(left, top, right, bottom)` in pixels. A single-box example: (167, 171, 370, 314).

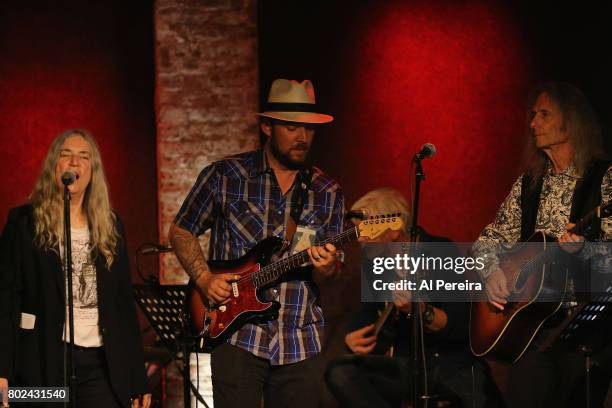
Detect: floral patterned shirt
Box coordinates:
(473, 162, 612, 281)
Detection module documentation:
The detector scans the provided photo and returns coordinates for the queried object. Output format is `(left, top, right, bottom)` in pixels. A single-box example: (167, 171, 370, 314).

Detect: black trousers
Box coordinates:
(54, 346, 123, 408)
(325, 354, 411, 408)
(507, 339, 612, 408)
(69, 346, 123, 408)
(19, 346, 123, 408)
(210, 342, 323, 408)
(325, 353, 497, 408)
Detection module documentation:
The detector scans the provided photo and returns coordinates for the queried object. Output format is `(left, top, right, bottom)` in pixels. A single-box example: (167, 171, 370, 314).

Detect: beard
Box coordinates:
(269, 130, 310, 170)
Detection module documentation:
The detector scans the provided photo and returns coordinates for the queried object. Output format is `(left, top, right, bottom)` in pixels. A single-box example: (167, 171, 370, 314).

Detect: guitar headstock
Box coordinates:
(357, 213, 404, 240)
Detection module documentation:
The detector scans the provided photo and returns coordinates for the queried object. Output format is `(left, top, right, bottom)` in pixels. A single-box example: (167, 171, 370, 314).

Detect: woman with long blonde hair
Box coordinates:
(0, 130, 150, 408)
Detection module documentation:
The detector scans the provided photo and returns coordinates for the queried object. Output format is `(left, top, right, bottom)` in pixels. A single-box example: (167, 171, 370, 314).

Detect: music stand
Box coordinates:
(560, 285, 612, 407)
(133, 282, 210, 408)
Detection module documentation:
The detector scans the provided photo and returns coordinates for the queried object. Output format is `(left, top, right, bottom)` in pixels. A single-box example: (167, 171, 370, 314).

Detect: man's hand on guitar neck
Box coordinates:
(485, 269, 509, 311)
(309, 243, 340, 283)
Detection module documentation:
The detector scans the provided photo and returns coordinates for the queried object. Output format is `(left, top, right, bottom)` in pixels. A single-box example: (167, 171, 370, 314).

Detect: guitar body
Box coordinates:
(470, 232, 569, 363)
(186, 237, 284, 350)
(185, 214, 405, 351)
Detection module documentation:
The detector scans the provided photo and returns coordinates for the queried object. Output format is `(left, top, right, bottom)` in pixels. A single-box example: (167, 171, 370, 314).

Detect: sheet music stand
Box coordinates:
(133, 282, 209, 408)
(560, 285, 612, 407)
(561, 285, 612, 352)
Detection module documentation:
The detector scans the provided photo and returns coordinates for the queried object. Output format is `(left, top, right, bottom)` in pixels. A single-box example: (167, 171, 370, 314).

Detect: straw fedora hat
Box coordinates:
(258, 79, 333, 124)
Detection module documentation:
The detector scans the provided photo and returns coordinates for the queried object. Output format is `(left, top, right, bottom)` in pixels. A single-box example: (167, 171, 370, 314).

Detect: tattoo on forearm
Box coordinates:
(169, 225, 209, 281)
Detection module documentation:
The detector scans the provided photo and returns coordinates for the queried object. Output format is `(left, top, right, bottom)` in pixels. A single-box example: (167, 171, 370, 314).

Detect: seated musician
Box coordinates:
(325, 188, 498, 408)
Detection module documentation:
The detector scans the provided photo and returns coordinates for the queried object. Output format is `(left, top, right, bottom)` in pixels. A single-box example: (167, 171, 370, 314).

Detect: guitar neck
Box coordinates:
(521, 201, 609, 281)
(374, 303, 395, 336)
(570, 201, 611, 237)
(253, 226, 360, 287)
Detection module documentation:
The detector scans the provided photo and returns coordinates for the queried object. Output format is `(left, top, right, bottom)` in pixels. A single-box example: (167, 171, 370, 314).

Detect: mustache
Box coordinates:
(292, 142, 309, 150)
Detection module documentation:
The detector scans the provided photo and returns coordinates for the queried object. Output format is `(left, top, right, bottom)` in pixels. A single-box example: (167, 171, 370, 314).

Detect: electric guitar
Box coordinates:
(470, 202, 612, 363)
(371, 302, 401, 355)
(186, 214, 404, 350)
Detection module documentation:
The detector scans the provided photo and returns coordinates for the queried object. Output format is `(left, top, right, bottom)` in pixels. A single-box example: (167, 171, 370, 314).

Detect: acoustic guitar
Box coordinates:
(470, 202, 611, 363)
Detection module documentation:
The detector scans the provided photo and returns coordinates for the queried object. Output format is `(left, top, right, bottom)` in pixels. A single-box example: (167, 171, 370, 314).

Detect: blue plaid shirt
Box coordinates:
(175, 149, 344, 365)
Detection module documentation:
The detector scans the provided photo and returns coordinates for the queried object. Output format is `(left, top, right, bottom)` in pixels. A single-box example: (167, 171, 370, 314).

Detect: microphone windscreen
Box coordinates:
(61, 171, 77, 186)
(423, 143, 436, 158)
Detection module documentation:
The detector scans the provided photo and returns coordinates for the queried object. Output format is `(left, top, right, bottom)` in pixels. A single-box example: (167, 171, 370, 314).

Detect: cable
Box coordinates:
(171, 357, 210, 408)
(156, 327, 210, 408)
(419, 303, 429, 408)
(471, 364, 476, 408)
(196, 351, 199, 408)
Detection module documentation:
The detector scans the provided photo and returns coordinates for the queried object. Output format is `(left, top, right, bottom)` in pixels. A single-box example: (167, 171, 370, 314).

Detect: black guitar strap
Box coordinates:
(284, 167, 312, 245)
(520, 174, 543, 242)
(520, 160, 610, 241)
(569, 160, 611, 240)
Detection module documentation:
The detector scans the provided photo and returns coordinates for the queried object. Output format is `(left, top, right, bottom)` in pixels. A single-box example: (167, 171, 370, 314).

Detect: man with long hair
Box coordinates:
(473, 82, 612, 407)
(0, 130, 150, 407)
(169, 79, 344, 407)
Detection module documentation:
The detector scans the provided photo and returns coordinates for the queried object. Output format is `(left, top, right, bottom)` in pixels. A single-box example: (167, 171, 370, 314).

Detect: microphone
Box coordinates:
(413, 143, 436, 162)
(139, 243, 174, 255)
(344, 209, 368, 220)
(61, 171, 79, 186)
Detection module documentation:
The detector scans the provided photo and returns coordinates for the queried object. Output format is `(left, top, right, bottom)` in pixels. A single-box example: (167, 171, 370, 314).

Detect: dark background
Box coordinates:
(0, 0, 610, 404)
(258, 1, 612, 403)
(0, 0, 609, 274)
(0, 0, 158, 276)
(259, 0, 612, 242)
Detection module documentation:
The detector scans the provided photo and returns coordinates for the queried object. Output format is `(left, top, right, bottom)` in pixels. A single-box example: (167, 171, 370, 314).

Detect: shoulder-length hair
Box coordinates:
(30, 129, 120, 269)
(523, 82, 606, 186)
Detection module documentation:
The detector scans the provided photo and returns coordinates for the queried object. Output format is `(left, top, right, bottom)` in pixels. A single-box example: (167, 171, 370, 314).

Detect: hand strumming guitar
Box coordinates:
(195, 272, 241, 305)
(485, 269, 510, 311)
(169, 223, 240, 305)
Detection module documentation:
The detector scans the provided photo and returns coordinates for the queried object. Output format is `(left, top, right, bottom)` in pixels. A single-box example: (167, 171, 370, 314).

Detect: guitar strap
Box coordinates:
(520, 160, 610, 241)
(283, 167, 312, 246)
(569, 160, 611, 238)
(519, 174, 543, 241)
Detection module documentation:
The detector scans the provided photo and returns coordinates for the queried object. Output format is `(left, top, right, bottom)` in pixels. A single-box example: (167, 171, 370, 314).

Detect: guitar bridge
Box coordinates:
(232, 282, 239, 298)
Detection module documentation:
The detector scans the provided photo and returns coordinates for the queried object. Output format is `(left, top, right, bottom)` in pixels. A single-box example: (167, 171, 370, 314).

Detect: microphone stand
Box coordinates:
(63, 183, 77, 408)
(410, 157, 427, 408)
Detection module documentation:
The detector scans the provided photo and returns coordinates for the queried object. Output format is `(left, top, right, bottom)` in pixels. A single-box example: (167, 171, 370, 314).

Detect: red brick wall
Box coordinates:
(155, 0, 259, 284)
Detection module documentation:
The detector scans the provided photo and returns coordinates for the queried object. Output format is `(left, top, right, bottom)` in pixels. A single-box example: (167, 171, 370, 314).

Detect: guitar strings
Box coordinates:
(234, 225, 360, 286)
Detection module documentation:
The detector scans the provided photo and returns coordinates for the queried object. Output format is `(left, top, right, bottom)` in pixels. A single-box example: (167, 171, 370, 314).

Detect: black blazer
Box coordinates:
(0, 205, 147, 406)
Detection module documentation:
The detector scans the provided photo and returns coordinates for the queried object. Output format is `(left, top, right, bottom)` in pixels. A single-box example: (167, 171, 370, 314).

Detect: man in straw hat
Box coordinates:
(169, 79, 344, 407)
